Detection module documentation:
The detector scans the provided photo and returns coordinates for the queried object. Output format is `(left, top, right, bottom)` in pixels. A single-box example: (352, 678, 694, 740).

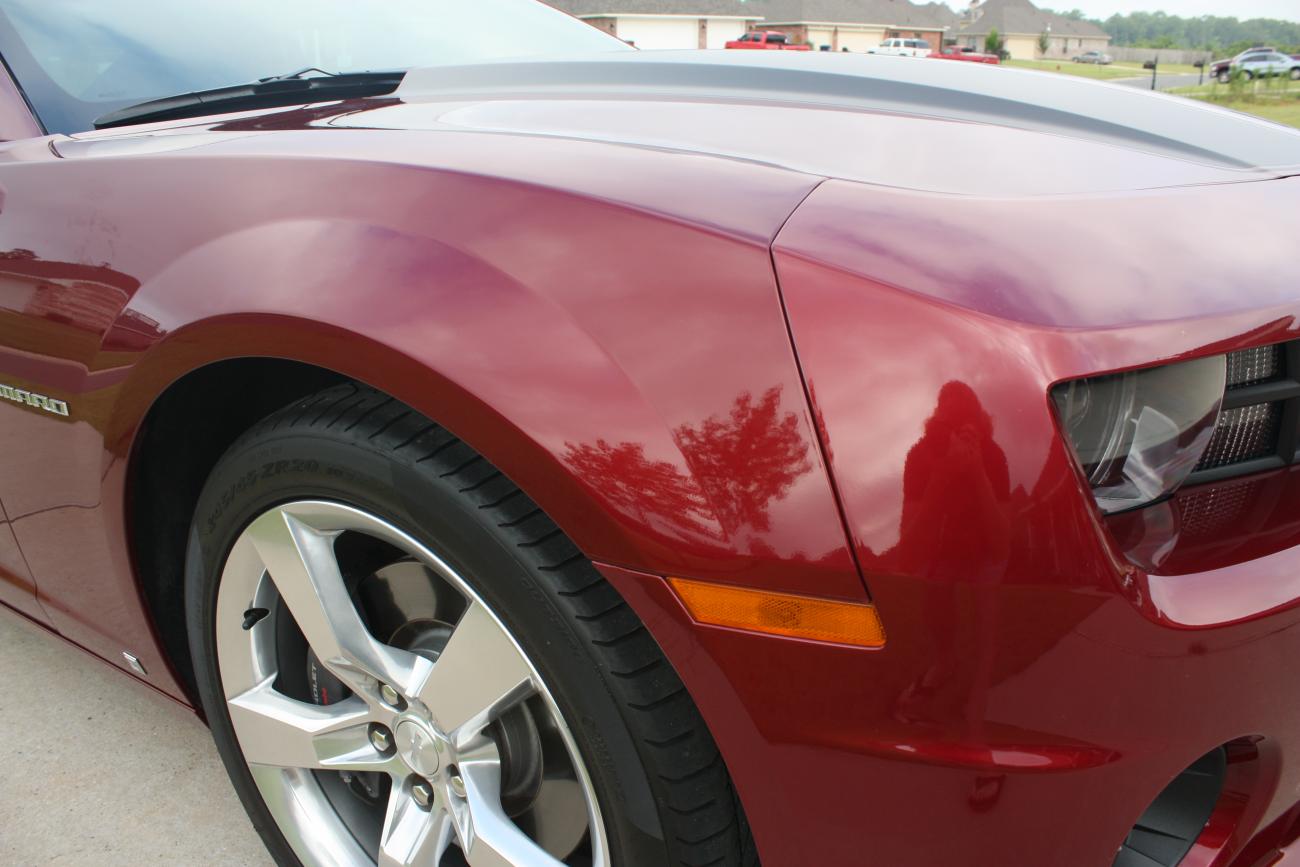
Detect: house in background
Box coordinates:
(540, 0, 762, 49)
(542, 0, 959, 52)
(951, 0, 1110, 60)
(742, 0, 957, 53)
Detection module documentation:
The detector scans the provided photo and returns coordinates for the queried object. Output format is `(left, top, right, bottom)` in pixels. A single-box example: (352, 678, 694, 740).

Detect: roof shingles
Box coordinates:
(544, 0, 959, 28)
(953, 0, 1109, 38)
(756, 0, 957, 27)
(543, 0, 760, 15)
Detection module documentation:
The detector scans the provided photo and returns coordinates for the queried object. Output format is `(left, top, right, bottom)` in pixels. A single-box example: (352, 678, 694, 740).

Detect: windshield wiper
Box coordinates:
(94, 69, 405, 130)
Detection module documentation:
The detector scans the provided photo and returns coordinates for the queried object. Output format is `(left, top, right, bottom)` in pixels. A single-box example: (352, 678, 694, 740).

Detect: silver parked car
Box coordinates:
(1221, 51, 1300, 83)
(1072, 50, 1113, 64)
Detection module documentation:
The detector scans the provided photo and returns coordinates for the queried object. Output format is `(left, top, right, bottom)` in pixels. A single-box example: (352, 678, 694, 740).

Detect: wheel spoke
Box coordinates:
(228, 679, 395, 773)
(379, 786, 454, 867)
(413, 601, 534, 741)
(247, 507, 413, 692)
(220, 501, 608, 866)
(454, 750, 567, 867)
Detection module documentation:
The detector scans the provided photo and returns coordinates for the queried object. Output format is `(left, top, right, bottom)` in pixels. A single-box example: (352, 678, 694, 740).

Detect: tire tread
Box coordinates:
(234, 383, 752, 867)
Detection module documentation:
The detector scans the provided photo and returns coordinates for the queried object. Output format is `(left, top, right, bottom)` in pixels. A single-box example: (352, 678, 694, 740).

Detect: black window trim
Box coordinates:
(0, 47, 45, 136)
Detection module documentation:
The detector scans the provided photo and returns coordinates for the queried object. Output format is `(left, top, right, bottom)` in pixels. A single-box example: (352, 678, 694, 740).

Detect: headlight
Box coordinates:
(1051, 356, 1226, 514)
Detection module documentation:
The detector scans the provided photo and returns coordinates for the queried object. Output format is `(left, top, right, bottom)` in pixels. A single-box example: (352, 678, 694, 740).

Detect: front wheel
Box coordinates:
(186, 383, 753, 867)
(1290, 67, 1300, 80)
(1218, 70, 1232, 83)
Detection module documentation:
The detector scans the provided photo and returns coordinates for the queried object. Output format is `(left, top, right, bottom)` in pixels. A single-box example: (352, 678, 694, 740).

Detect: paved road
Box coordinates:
(1113, 72, 1207, 91)
(0, 609, 272, 866)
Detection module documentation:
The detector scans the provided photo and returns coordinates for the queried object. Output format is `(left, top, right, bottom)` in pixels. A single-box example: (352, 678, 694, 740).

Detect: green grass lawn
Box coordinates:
(1235, 100, 1300, 128)
(996, 59, 1300, 129)
(1112, 60, 1200, 75)
(1005, 58, 1138, 80)
(1006, 59, 1201, 81)
(1170, 79, 1300, 99)
(1168, 79, 1300, 129)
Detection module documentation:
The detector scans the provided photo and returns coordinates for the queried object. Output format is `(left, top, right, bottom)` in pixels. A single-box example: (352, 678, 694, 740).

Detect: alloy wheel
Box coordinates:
(214, 500, 610, 867)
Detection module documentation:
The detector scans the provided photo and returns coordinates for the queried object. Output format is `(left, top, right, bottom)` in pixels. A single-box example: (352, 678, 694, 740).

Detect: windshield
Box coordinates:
(0, 0, 629, 135)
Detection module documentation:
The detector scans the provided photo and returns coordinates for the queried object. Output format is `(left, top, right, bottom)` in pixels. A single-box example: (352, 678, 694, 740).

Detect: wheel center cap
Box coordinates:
(394, 717, 442, 777)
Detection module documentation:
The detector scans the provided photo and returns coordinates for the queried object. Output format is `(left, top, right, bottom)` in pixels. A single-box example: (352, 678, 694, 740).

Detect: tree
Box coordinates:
(1038, 29, 1051, 55)
(561, 386, 813, 543)
(985, 28, 1003, 56)
(1043, 7, 1300, 52)
(672, 387, 811, 536)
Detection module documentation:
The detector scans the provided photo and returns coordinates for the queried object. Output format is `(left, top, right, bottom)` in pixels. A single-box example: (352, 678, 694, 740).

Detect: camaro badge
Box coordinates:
(0, 384, 69, 417)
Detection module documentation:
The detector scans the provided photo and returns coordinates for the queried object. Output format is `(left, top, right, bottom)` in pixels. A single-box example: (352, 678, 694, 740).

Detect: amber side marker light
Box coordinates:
(668, 577, 886, 648)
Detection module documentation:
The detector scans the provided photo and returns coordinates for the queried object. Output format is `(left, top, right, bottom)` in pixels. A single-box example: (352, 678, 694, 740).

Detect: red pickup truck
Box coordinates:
(725, 31, 811, 50)
(931, 46, 1001, 64)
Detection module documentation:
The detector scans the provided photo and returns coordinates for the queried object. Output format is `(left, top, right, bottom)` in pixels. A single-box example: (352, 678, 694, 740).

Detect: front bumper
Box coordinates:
(603, 551, 1300, 867)
(625, 175, 1300, 866)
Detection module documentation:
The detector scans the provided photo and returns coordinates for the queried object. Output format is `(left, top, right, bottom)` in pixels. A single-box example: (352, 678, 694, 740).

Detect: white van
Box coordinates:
(870, 38, 932, 57)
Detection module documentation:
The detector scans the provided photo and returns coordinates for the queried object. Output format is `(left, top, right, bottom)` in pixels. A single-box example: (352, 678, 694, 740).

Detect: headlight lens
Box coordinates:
(1052, 356, 1226, 514)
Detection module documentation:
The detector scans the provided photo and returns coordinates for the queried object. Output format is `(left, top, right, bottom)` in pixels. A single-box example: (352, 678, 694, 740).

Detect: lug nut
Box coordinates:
(449, 775, 467, 799)
(411, 780, 435, 810)
(369, 725, 393, 753)
(379, 683, 402, 708)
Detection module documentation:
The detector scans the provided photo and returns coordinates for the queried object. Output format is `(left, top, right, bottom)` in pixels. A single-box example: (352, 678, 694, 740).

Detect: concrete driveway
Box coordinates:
(0, 610, 272, 866)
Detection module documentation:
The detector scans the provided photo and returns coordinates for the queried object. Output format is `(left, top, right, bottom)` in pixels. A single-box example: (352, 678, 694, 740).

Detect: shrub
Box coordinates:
(985, 28, 1004, 56)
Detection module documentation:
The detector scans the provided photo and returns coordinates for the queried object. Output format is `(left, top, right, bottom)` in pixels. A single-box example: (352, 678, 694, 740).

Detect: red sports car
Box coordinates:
(2, 2, 1300, 866)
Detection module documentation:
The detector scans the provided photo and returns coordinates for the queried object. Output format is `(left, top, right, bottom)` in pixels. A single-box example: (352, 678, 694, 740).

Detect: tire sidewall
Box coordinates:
(186, 429, 672, 866)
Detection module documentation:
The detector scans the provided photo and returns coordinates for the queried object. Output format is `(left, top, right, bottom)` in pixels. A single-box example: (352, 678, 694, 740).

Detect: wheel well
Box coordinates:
(129, 359, 345, 702)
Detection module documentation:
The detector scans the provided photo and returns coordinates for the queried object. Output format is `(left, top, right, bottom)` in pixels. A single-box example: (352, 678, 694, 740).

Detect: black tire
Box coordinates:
(185, 381, 755, 867)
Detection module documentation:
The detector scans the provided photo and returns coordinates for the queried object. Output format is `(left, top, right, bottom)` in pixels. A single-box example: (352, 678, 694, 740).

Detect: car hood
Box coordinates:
(64, 51, 1300, 197)
(315, 50, 1300, 196)
(43, 52, 1300, 349)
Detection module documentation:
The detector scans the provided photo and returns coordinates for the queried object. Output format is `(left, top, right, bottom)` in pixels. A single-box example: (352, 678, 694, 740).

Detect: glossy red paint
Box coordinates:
(0, 55, 1299, 867)
(0, 495, 43, 622)
(759, 175, 1300, 864)
(0, 104, 861, 694)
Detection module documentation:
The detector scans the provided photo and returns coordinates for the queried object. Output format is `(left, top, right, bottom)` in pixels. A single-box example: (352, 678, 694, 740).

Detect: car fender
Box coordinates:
(33, 129, 870, 602)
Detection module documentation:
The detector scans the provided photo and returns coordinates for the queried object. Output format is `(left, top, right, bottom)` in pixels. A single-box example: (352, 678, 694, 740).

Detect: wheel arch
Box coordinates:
(126, 356, 346, 702)
(111, 187, 866, 700)
(118, 315, 660, 702)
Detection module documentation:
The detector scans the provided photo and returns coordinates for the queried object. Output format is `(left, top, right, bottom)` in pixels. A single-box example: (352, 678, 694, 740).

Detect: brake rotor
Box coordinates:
(308, 559, 563, 831)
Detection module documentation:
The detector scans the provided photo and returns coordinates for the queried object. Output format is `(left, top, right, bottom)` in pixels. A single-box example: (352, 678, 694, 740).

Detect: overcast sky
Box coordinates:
(943, 1, 1300, 22)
